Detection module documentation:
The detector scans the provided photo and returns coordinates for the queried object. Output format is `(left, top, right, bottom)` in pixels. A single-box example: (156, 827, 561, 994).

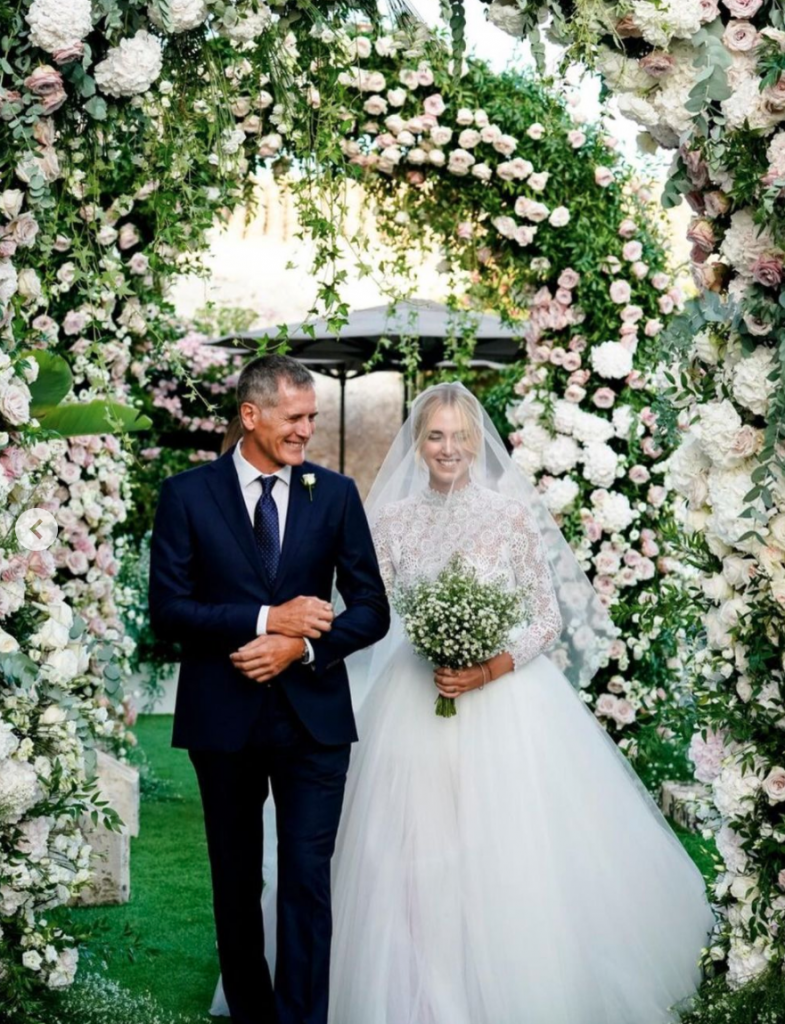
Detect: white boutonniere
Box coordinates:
(302, 473, 317, 502)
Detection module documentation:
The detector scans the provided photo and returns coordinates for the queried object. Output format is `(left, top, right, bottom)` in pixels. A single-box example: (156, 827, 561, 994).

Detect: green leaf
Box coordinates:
(38, 400, 152, 437)
(24, 350, 73, 416)
(0, 651, 39, 689)
(84, 96, 108, 120)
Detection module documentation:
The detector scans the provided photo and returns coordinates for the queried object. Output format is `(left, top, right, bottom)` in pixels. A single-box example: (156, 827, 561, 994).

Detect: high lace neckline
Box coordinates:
(422, 478, 478, 504)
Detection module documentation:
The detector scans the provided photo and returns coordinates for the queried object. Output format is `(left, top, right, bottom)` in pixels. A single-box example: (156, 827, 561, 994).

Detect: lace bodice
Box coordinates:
(372, 482, 562, 669)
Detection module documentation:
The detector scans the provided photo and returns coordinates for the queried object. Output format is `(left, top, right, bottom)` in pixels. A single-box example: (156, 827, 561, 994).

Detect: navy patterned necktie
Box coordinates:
(254, 476, 280, 582)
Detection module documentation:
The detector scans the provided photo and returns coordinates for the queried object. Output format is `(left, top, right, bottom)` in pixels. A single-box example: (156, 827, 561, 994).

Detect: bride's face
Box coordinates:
(420, 404, 473, 492)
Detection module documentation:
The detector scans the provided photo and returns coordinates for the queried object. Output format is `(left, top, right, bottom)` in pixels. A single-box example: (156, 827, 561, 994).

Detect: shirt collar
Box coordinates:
(233, 441, 292, 489)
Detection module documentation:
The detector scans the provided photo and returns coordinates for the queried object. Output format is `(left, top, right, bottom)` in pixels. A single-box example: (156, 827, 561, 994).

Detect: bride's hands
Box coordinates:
(434, 665, 486, 700)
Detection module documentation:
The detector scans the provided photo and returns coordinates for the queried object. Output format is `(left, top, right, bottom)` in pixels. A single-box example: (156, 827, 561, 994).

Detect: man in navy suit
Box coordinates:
(148, 355, 390, 1024)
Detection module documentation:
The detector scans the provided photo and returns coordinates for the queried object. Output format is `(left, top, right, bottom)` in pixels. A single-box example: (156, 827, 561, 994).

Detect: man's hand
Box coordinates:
(267, 596, 334, 639)
(231, 635, 305, 684)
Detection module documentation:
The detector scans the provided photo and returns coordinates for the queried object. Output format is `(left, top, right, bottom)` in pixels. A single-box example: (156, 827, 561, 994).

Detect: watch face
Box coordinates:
(15, 508, 59, 552)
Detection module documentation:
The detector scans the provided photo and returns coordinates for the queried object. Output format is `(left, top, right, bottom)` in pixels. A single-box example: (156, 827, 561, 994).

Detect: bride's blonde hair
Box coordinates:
(412, 386, 483, 463)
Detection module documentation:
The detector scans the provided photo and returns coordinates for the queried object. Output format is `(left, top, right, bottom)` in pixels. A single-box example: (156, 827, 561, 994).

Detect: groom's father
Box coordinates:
(149, 355, 390, 1024)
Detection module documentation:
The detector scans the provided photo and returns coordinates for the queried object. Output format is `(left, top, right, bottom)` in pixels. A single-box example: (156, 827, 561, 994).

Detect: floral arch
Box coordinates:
(0, 1, 702, 1015)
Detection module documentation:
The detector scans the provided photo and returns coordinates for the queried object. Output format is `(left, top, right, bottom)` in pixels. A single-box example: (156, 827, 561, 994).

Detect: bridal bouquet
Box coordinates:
(394, 555, 525, 718)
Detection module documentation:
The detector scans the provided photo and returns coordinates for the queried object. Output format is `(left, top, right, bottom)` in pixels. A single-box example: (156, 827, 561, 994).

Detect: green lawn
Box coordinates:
(68, 715, 717, 1022)
(71, 716, 217, 1023)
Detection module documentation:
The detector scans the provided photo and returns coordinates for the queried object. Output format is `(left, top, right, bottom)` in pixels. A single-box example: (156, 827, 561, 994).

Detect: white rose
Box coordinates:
(16, 268, 41, 302)
(44, 648, 79, 683)
(31, 617, 70, 650)
(0, 259, 18, 304)
(0, 626, 19, 654)
(1, 189, 24, 219)
(0, 383, 31, 426)
(702, 573, 734, 603)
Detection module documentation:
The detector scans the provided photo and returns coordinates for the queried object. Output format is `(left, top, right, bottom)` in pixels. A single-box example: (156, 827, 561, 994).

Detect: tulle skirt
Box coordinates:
(327, 644, 714, 1024)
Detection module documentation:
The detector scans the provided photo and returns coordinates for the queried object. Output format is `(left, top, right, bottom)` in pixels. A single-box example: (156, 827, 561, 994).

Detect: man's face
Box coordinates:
(240, 381, 317, 472)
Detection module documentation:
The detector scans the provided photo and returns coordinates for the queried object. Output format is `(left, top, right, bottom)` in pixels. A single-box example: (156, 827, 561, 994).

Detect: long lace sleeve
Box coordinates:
(506, 503, 562, 669)
(371, 507, 397, 597)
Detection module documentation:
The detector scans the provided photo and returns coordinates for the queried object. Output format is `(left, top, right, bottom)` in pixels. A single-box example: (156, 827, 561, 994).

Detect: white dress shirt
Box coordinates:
(233, 442, 313, 663)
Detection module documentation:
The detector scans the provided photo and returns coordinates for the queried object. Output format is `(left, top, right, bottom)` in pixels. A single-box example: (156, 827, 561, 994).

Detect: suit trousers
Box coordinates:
(190, 684, 351, 1024)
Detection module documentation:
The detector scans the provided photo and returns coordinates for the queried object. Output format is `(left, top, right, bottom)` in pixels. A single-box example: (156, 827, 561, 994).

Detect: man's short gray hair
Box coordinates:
(237, 354, 314, 410)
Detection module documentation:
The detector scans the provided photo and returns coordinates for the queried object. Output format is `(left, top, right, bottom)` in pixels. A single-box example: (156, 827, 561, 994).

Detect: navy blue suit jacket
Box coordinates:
(148, 449, 390, 751)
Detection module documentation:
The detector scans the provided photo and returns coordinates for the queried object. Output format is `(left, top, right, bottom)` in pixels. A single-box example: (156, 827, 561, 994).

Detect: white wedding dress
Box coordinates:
(326, 482, 714, 1024)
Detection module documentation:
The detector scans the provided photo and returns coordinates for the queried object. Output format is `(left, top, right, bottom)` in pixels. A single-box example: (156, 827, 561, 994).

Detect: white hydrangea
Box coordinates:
(517, 423, 552, 453)
(630, 0, 703, 47)
(591, 341, 633, 380)
(26, 0, 92, 54)
(0, 259, 19, 304)
(591, 491, 635, 534)
(572, 409, 616, 445)
(148, 0, 208, 33)
(731, 347, 777, 417)
(94, 30, 164, 98)
(220, 5, 272, 44)
(0, 759, 41, 824)
(553, 398, 579, 435)
(698, 400, 747, 469)
(612, 404, 634, 440)
(582, 442, 619, 488)
(715, 823, 749, 874)
(668, 434, 711, 506)
(707, 466, 762, 546)
(542, 476, 580, 514)
(721, 209, 778, 277)
(541, 436, 580, 475)
(712, 760, 762, 820)
(512, 445, 542, 478)
(0, 719, 19, 760)
(722, 76, 782, 133)
(16, 816, 52, 863)
(726, 937, 772, 989)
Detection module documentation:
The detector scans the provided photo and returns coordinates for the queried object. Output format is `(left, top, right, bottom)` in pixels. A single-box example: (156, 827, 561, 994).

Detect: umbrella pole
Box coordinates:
(339, 367, 346, 475)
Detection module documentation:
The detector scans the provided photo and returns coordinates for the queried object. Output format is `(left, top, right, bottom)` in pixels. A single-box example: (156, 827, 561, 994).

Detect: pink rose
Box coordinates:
(569, 335, 587, 353)
(592, 388, 616, 409)
(595, 166, 614, 188)
(568, 130, 586, 148)
(24, 66, 67, 114)
(558, 268, 580, 290)
(699, 0, 720, 19)
(629, 465, 650, 484)
(723, 20, 760, 51)
(594, 577, 617, 598)
(631, 261, 649, 279)
(527, 122, 544, 140)
(751, 254, 784, 288)
(640, 52, 676, 78)
(423, 93, 445, 117)
(722, 0, 762, 16)
(647, 485, 668, 508)
(562, 352, 582, 372)
(564, 384, 586, 403)
(658, 294, 675, 315)
(612, 700, 636, 726)
(53, 43, 84, 65)
(609, 280, 631, 304)
(65, 549, 89, 575)
(704, 191, 731, 218)
(641, 437, 663, 459)
(622, 241, 643, 262)
(618, 219, 637, 238)
(686, 218, 716, 255)
(585, 520, 602, 543)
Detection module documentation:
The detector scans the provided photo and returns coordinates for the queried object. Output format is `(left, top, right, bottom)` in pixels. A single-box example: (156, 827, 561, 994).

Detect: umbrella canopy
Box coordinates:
(211, 299, 526, 375)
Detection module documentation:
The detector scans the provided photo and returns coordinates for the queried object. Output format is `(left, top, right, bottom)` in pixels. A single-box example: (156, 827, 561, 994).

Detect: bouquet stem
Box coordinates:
(435, 695, 457, 718)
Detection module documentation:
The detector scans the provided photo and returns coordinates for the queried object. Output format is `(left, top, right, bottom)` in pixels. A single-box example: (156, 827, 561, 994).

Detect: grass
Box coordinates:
(69, 717, 216, 1023)
(64, 716, 717, 1021)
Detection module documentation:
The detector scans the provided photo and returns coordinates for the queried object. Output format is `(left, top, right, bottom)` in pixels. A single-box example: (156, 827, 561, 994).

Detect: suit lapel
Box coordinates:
(205, 449, 269, 584)
(273, 463, 314, 596)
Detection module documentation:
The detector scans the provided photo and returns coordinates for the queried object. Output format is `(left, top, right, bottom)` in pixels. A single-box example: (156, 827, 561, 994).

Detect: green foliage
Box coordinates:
(678, 969, 785, 1024)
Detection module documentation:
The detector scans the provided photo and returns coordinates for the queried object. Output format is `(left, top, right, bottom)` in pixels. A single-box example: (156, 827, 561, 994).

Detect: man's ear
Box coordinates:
(239, 401, 259, 431)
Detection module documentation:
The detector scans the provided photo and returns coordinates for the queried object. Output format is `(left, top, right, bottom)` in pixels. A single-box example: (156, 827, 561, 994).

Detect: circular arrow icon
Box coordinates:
(15, 508, 59, 552)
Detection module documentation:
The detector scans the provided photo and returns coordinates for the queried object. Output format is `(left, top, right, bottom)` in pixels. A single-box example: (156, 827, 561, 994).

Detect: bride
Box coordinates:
(215, 382, 715, 1023)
